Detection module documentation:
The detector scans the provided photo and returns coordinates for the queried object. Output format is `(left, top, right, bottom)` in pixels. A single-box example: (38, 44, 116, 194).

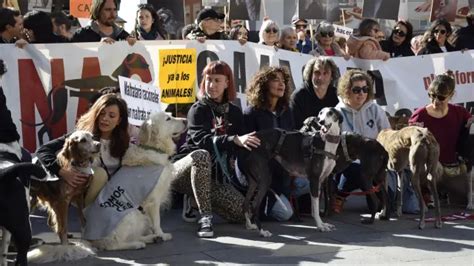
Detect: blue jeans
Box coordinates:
(269, 194, 293, 221)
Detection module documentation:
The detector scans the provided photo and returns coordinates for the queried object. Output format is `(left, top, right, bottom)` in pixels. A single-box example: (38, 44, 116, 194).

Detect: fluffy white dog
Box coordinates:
(90, 112, 186, 250)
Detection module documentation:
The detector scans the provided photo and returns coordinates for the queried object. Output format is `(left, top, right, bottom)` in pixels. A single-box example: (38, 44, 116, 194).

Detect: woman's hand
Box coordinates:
(59, 168, 90, 188)
(234, 131, 261, 151)
(101, 37, 115, 44)
(126, 36, 137, 46)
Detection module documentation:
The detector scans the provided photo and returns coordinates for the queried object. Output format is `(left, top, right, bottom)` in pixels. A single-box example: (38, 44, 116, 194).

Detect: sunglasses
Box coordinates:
(351, 86, 369, 94)
(265, 28, 278, 34)
(433, 29, 447, 35)
(428, 92, 449, 101)
(320, 31, 334, 38)
(393, 28, 407, 37)
(295, 24, 307, 29)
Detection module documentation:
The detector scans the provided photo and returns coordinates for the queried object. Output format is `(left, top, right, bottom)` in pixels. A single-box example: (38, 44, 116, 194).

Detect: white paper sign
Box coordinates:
(119, 76, 161, 126)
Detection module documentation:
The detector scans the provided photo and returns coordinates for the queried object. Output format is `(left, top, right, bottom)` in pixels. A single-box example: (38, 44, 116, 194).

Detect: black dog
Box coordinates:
(0, 151, 46, 266)
(238, 107, 343, 237)
(301, 116, 390, 224)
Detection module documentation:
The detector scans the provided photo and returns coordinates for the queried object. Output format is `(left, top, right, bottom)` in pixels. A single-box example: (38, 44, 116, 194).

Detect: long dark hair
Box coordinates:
(134, 4, 167, 39)
(423, 18, 453, 46)
(390, 20, 413, 47)
(23, 11, 55, 43)
(76, 94, 130, 158)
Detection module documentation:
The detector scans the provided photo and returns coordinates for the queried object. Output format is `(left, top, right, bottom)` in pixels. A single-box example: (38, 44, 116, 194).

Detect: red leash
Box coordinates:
(339, 183, 382, 196)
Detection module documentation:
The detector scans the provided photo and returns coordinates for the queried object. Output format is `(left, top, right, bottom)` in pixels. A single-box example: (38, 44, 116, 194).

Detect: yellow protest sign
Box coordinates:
(70, 0, 92, 19)
(159, 49, 196, 104)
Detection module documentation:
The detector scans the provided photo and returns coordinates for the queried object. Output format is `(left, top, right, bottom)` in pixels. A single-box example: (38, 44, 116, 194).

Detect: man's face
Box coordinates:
(202, 17, 221, 33)
(98, 0, 117, 26)
(8, 15, 24, 39)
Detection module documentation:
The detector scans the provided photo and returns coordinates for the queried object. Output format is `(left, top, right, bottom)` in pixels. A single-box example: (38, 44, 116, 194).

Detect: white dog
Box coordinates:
(90, 112, 186, 250)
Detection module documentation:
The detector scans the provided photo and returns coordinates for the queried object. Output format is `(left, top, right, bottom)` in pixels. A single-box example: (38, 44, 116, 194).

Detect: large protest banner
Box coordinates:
(0, 41, 473, 152)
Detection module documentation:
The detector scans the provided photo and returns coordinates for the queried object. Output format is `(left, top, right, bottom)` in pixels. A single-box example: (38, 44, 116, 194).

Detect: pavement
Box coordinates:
(8, 196, 474, 265)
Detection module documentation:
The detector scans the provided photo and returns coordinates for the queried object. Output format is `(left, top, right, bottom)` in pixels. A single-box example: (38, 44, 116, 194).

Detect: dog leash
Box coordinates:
(339, 183, 382, 196)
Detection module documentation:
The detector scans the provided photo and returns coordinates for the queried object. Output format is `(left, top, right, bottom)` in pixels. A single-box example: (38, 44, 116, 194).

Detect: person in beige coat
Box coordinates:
(347, 18, 390, 60)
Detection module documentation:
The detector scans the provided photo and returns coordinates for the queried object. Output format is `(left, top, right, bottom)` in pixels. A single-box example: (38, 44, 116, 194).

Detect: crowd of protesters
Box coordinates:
(1, 0, 474, 240)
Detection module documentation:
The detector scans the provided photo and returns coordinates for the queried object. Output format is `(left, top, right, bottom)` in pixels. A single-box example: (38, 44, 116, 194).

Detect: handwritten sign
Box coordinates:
(158, 49, 196, 104)
(118, 76, 161, 126)
(334, 24, 354, 40)
(70, 0, 92, 18)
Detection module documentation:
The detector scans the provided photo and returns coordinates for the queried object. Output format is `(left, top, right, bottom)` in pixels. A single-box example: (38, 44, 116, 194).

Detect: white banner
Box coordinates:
(0, 41, 473, 152)
(118, 76, 161, 126)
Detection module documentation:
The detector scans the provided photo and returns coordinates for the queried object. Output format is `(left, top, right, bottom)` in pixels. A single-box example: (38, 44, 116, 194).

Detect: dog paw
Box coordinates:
(361, 217, 375, 224)
(259, 229, 272, 237)
(134, 242, 146, 249)
(246, 222, 258, 230)
(418, 221, 425, 230)
(435, 220, 443, 229)
(318, 223, 335, 232)
(159, 233, 173, 241)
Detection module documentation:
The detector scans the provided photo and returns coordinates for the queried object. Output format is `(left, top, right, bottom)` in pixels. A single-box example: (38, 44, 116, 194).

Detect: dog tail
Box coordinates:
(28, 240, 96, 263)
(409, 127, 440, 174)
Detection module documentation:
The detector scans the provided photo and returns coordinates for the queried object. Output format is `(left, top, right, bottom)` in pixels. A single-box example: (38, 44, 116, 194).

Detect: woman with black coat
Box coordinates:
(418, 19, 458, 55)
(380, 20, 415, 57)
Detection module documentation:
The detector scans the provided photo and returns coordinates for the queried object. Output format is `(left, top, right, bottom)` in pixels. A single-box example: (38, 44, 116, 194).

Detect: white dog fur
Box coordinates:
(90, 112, 186, 250)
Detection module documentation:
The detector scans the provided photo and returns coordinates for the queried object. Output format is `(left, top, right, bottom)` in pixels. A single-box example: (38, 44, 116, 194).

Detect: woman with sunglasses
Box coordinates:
(418, 19, 457, 55)
(258, 19, 280, 47)
(310, 21, 349, 59)
(409, 72, 472, 206)
(347, 18, 390, 60)
(380, 20, 414, 57)
(331, 70, 391, 213)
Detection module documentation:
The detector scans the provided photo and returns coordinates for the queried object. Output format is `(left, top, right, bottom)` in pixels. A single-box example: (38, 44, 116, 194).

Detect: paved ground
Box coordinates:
(7, 196, 474, 265)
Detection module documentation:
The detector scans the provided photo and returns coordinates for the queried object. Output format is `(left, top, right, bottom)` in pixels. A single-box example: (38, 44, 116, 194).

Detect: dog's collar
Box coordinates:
(323, 134, 340, 144)
(140, 144, 168, 155)
(341, 133, 351, 161)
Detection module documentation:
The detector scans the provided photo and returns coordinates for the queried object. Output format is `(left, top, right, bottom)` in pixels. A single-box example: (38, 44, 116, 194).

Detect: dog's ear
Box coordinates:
(139, 119, 153, 144)
(57, 137, 73, 167)
(335, 109, 343, 124)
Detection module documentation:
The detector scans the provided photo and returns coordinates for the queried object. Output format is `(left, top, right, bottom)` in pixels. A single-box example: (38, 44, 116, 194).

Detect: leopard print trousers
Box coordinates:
(173, 149, 245, 223)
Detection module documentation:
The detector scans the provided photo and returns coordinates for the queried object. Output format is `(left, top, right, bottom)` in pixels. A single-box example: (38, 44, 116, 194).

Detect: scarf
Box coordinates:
(201, 96, 229, 136)
(137, 27, 160, 40)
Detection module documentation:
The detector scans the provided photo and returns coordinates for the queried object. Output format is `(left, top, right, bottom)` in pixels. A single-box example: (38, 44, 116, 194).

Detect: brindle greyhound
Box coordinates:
(238, 107, 342, 237)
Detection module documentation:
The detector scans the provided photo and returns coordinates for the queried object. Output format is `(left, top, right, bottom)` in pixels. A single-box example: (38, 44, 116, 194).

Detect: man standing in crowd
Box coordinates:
(292, 16, 314, 54)
(186, 8, 228, 41)
(71, 0, 132, 44)
(0, 7, 23, 44)
(454, 11, 474, 50)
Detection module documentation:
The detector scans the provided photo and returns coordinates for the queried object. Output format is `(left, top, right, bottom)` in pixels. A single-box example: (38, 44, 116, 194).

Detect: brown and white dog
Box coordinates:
(377, 126, 443, 229)
(31, 131, 101, 244)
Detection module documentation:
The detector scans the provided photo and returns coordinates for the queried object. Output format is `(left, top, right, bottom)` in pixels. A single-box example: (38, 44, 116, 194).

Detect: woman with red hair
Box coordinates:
(174, 61, 259, 236)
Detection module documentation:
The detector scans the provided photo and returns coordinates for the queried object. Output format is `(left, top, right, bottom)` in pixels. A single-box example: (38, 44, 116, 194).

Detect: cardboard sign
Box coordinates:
(119, 76, 161, 126)
(70, 0, 92, 19)
(158, 49, 197, 104)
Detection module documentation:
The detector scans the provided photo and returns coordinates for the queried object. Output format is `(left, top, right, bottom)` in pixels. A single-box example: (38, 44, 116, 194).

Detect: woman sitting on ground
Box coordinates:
(409, 72, 472, 206)
(35, 94, 166, 241)
(346, 18, 390, 60)
(132, 4, 167, 40)
(332, 70, 391, 213)
(380, 20, 415, 57)
(243, 66, 296, 221)
(174, 60, 261, 231)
